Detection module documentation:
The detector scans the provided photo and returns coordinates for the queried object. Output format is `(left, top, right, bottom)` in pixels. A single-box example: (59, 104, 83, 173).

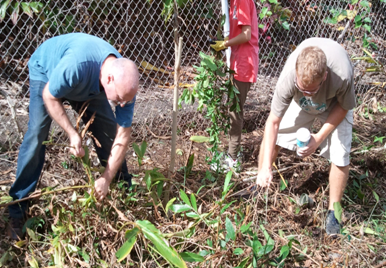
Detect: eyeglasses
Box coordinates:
(294, 79, 323, 95)
(114, 83, 135, 106)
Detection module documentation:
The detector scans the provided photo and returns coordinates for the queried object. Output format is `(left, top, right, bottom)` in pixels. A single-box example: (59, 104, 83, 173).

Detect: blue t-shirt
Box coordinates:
(28, 33, 135, 128)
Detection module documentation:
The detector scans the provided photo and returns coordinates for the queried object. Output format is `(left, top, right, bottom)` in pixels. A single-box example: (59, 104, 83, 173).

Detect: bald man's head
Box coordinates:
(111, 58, 139, 99)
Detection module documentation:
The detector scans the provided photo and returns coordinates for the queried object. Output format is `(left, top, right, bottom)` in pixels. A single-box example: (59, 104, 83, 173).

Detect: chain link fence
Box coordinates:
(0, 0, 385, 152)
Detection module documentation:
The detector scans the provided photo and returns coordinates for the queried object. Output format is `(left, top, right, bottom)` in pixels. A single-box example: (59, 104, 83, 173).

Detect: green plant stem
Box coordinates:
(0, 185, 91, 208)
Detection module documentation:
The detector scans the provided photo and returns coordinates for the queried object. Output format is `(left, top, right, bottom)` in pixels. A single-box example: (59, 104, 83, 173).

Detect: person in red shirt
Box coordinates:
(211, 0, 259, 171)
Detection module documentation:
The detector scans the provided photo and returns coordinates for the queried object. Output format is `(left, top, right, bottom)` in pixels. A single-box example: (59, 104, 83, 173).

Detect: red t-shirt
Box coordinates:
(229, 0, 259, 83)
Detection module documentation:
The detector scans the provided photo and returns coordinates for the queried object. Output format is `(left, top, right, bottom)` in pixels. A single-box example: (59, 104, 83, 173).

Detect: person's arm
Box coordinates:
(94, 125, 131, 201)
(256, 112, 282, 187)
(225, 25, 251, 47)
(42, 82, 84, 157)
(298, 102, 348, 157)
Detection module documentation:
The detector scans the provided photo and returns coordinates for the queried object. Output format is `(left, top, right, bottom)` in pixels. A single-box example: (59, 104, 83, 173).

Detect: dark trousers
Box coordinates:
(228, 76, 251, 159)
(9, 80, 131, 218)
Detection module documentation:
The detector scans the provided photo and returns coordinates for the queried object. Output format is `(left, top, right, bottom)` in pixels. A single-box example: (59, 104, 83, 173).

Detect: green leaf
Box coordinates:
(220, 200, 237, 214)
(372, 191, 379, 202)
(190, 193, 197, 211)
(0, 0, 11, 21)
(233, 248, 244, 255)
(279, 245, 290, 259)
(10, 1, 19, 25)
(165, 197, 176, 213)
(225, 217, 236, 241)
(364, 227, 379, 235)
(279, 179, 288, 191)
(186, 212, 200, 219)
(180, 252, 205, 262)
(140, 141, 147, 156)
(116, 228, 140, 262)
(170, 204, 192, 213)
(363, 17, 371, 23)
(27, 255, 39, 268)
(360, 0, 370, 8)
(333, 202, 343, 224)
(235, 257, 250, 268)
(201, 55, 217, 71)
(260, 224, 275, 245)
(257, 245, 274, 256)
(82, 145, 90, 167)
(324, 17, 337, 24)
(363, 24, 371, 32)
(222, 171, 233, 199)
(133, 142, 141, 157)
(176, 0, 189, 8)
(144, 171, 151, 191)
(190, 136, 210, 143)
(137, 220, 187, 268)
(240, 222, 252, 234)
(29, 2, 43, 13)
(281, 21, 290, 30)
(21, 2, 33, 18)
(180, 189, 191, 207)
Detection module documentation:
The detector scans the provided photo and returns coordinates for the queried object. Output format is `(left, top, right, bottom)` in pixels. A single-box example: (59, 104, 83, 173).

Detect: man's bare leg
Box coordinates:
(328, 163, 349, 210)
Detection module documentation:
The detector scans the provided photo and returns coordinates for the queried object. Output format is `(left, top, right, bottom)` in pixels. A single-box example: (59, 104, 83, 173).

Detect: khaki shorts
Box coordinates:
(277, 100, 353, 167)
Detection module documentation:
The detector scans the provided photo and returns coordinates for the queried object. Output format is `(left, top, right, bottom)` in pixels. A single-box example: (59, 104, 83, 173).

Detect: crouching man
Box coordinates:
(256, 38, 356, 235)
(8, 33, 139, 239)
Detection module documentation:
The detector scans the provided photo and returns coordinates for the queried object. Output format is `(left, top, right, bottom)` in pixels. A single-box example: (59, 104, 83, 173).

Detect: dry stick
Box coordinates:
(75, 102, 90, 132)
(0, 179, 14, 185)
(345, 240, 373, 268)
(164, 5, 183, 208)
(168, 36, 183, 176)
(272, 232, 320, 266)
(272, 162, 288, 188)
(0, 185, 90, 208)
(145, 125, 171, 140)
(81, 111, 96, 139)
(374, 260, 386, 268)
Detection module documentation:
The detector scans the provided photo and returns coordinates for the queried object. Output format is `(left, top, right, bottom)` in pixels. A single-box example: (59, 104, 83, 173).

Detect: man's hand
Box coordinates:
(297, 134, 322, 158)
(69, 133, 85, 157)
(256, 167, 273, 187)
(94, 177, 111, 202)
(210, 41, 227, 51)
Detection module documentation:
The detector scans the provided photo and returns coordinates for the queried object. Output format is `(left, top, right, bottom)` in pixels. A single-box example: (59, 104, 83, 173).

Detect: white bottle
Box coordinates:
(296, 128, 311, 156)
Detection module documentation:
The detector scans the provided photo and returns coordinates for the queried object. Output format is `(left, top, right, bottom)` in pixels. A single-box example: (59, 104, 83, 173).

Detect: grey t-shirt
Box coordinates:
(271, 38, 356, 118)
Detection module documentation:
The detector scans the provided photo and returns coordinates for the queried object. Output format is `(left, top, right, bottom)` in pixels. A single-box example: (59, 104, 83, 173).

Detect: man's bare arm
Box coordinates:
(42, 82, 84, 157)
(94, 125, 131, 201)
(298, 103, 348, 157)
(256, 112, 282, 187)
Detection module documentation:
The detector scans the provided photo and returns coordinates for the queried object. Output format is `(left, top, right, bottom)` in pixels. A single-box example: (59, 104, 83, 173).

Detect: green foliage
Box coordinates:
(352, 48, 384, 73)
(323, 0, 376, 49)
(190, 135, 210, 143)
(258, 0, 292, 31)
(116, 227, 140, 262)
(156, 0, 190, 23)
(133, 141, 147, 167)
(179, 52, 239, 166)
(333, 202, 343, 224)
(138, 220, 188, 267)
(0, 0, 42, 24)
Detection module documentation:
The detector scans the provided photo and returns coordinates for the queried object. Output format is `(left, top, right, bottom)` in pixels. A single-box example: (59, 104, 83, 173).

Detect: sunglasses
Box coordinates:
(294, 79, 323, 95)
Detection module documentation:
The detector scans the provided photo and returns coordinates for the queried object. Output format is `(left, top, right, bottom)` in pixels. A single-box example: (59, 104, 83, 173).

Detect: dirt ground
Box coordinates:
(1, 88, 386, 267)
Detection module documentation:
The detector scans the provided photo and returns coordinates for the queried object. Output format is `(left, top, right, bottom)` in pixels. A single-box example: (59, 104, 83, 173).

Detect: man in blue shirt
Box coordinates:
(8, 33, 139, 240)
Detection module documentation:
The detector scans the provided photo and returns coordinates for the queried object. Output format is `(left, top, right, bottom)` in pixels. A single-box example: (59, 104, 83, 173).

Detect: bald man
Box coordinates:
(8, 33, 139, 240)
